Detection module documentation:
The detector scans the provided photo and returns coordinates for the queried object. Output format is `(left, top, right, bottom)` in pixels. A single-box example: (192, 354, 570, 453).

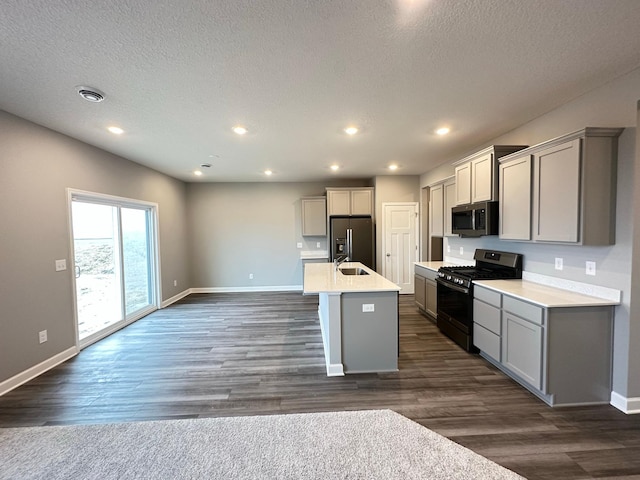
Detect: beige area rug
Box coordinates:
(0, 409, 525, 479)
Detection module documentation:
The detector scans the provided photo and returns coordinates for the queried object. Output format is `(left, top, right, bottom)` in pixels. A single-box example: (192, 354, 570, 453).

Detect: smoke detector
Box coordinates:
(77, 86, 105, 103)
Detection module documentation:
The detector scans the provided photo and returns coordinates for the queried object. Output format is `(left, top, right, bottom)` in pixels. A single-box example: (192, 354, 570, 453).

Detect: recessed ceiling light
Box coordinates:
(77, 86, 105, 103)
(330, 164, 340, 171)
(344, 126, 358, 135)
(436, 127, 450, 136)
(264, 169, 273, 176)
(194, 170, 203, 176)
(107, 126, 124, 135)
(233, 126, 248, 135)
(388, 164, 399, 171)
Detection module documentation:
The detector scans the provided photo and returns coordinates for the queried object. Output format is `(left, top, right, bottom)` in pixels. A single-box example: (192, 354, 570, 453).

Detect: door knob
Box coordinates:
(386, 253, 391, 257)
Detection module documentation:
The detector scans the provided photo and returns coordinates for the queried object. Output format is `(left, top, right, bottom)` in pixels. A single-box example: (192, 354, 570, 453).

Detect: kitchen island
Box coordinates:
(303, 262, 401, 376)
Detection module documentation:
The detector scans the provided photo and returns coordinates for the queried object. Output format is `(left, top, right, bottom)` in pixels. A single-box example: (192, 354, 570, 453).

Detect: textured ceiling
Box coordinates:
(2, 0, 640, 182)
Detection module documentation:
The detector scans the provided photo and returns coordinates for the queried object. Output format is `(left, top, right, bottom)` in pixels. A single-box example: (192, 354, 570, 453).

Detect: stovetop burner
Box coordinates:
(437, 249, 524, 289)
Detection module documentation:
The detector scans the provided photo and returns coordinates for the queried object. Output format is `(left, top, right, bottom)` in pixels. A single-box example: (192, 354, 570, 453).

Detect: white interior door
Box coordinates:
(382, 203, 418, 294)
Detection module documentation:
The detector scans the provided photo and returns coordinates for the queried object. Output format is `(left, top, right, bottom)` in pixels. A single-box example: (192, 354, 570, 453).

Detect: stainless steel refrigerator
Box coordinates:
(330, 216, 375, 270)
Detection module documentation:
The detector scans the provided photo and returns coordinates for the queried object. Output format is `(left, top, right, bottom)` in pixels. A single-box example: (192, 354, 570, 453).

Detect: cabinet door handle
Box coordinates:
(386, 253, 391, 257)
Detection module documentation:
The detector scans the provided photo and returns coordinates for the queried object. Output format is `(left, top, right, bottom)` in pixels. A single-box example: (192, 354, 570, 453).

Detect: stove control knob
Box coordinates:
(446, 275, 452, 281)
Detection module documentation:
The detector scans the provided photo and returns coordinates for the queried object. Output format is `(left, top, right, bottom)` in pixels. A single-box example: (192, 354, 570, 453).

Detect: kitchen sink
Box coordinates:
(339, 267, 369, 276)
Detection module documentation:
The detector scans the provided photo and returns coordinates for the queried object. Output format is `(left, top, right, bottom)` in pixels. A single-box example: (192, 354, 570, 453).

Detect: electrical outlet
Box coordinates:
(39, 330, 47, 344)
(586, 261, 596, 276)
(173, 280, 177, 287)
(297, 242, 303, 248)
(55, 259, 67, 271)
(249, 273, 254, 280)
(555, 258, 563, 270)
(362, 304, 375, 312)
(447, 245, 451, 253)
(459, 247, 464, 255)
(316, 242, 321, 248)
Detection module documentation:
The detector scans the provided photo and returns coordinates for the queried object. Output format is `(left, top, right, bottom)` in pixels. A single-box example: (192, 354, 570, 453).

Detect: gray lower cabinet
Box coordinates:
(502, 311, 543, 389)
(414, 274, 426, 311)
(414, 265, 437, 319)
(473, 285, 613, 406)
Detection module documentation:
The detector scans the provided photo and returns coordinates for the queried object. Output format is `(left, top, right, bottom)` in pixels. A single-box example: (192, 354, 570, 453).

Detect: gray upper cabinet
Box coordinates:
(454, 162, 472, 205)
(499, 127, 623, 245)
(499, 153, 532, 240)
(443, 178, 456, 236)
(534, 139, 581, 242)
(454, 145, 528, 206)
(428, 176, 455, 238)
(326, 187, 374, 216)
(470, 152, 494, 203)
(301, 196, 327, 236)
(429, 182, 444, 237)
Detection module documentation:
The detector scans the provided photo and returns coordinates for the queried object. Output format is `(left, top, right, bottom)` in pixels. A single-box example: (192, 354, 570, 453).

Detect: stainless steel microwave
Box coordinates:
(451, 201, 499, 237)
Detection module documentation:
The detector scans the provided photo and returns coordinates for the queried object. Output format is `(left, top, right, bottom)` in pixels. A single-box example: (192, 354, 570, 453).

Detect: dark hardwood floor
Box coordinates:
(1, 292, 639, 479)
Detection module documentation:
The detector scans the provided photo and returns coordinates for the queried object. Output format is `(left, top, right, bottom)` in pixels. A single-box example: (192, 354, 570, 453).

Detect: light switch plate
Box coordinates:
(55, 259, 67, 271)
(586, 261, 596, 276)
(362, 304, 375, 312)
(555, 258, 563, 270)
(297, 242, 303, 248)
(459, 247, 464, 255)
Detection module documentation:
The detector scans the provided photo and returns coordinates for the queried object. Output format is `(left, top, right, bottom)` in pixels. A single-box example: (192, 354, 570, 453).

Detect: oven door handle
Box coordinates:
(436, 278, 469, 295)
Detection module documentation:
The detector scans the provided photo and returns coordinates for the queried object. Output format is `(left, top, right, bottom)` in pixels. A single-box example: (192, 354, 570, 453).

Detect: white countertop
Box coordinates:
(414, 261, 458, 272)
(474, 279, 620, 308)
(303, 262, 401, 294)
(300, 250, 329, 260)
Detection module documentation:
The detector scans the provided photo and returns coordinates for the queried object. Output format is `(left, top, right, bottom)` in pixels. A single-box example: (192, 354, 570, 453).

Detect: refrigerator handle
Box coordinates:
(347, 228, 352, 259)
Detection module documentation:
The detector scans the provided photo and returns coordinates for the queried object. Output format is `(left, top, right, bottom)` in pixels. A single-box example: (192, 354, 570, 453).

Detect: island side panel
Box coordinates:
(318, 292, 344, 376)
(547, 306, 613, 405)
(341, 291, 398, 373)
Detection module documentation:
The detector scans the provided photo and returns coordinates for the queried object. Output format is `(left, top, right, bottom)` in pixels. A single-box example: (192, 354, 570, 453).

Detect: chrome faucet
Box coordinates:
(334, 254, 350, 270)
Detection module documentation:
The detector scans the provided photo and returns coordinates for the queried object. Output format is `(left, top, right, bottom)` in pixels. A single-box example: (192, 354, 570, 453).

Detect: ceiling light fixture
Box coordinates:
(436, 127, 450, 136)
(194, 170, 203, 176)
(388, 164, 399, 171)
(77, 86, 105, 103)
(344, 126, 359, 135)
(107, 126, 124, 135)
(264, 169, 273, 176)
(233, 126, 248, 135)
(330, 164, 340, 171)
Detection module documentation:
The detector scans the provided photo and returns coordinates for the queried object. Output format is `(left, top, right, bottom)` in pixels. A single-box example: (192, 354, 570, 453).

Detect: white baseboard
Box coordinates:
(611, 391, 640, 414)
(0, 346, 78, 397)
(161, 289, 191, 308)
(191, 285, 303, 293)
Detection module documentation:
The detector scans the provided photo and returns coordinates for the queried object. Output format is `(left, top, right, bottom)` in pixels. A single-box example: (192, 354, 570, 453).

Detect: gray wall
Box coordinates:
(417, 66, 640, 400)
(186, 180, 371, 289)
(0, 110, 190, 383)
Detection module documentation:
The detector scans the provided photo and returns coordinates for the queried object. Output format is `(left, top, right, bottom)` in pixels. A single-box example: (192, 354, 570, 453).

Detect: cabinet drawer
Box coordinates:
(474, 286, 501, 307)
(473, 299, 501, 334)
(503, 296, 543, 325)
(474, 323, 500, 361)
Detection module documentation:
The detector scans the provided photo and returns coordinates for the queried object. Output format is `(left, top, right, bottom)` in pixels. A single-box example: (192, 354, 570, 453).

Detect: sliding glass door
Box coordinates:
(70, 191, 159, 348)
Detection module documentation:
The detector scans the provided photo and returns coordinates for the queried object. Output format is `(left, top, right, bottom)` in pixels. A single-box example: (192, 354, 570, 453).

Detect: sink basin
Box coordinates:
(339, 267, 369, 276)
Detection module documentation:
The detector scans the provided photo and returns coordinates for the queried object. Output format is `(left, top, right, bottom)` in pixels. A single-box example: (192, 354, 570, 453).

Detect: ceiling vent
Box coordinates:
(77, 86, 105, 103)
